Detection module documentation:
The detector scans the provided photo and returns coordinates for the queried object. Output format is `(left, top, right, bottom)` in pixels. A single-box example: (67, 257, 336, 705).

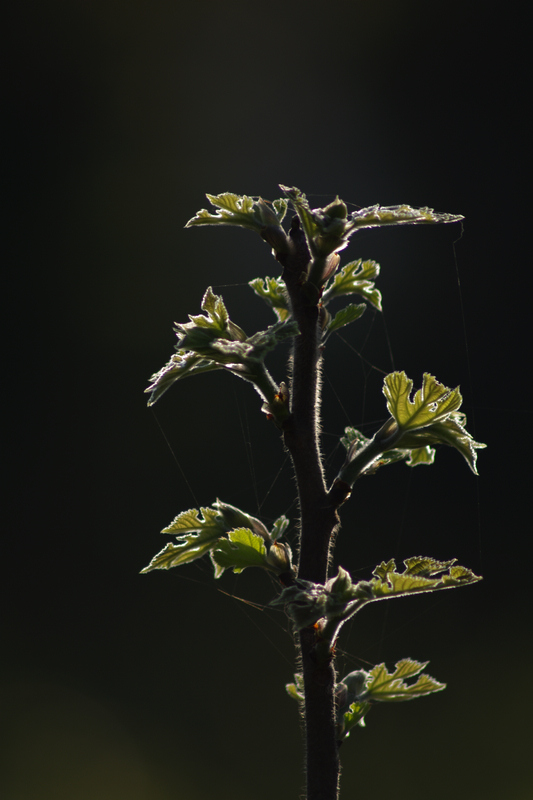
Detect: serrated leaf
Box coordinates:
(186, 192, 263, 232)
(370, 557, 482, 599)
(141, 538, 220, 573)
(322, 259, 382, 311)
(208, 192, 255, 215)
(179, 287, 246, 347)
(196, 285, 229, 328)
(161, 506, 225, 536)
(146, 287, 298, 412)
(145, 351, 221, 405)
(383, 371, 463, 432)
(141, 507, 227, 573)
(185, 193, 289, 237)
(327, 303, 367, 334)
(403, 556, 457, 576)
(249, 276, 291, 322)
(279, 191, 462, 278)
(366, 659, 446, 701)
(347, 204, 463, 232)
(211, 527, 269, 577)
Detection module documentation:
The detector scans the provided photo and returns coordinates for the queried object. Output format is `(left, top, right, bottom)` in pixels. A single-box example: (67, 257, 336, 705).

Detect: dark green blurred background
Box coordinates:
(3, 2, 529, 798)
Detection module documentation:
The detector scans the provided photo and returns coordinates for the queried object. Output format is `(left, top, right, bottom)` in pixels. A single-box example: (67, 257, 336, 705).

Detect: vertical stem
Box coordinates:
(279, 218, 341, 800)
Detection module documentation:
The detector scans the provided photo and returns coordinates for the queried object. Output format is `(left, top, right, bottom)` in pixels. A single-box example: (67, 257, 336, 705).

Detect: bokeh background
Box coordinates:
(3, 2, 529, 798)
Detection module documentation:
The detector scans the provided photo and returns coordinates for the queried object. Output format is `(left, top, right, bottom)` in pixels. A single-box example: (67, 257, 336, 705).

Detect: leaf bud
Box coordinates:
(322, 196, 348, 220)
(266, 541, 293, 573)
(257, 199, 281, 227)
(341, 670, 369, 701)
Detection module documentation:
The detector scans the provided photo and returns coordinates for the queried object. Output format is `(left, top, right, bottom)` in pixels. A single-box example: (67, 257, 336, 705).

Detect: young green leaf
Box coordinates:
(335, 671, 373, 739)
(334, 659, 444, 741)
(249, 276, 291, 322)
(322, 259, 382, 311)
(275, 557, 481, 640)
(185, 192, 288, 234)
(146, 286, 298, 422)
(365, 659, 446, 702)
(161, 506, 225, 537)
(339, 701, 372, 739)
(146, 351, 221, 406)
(286, 673, 305, 703)
(270, 514, 290, 542)
(405, 445, 436, 466)
(347, 204, 463, 231)
(326, 303, 367, 335)
(383, 371, 463, 432)
(140, 507, 227, 573)
(177, 287, 247, 352)
(280, 188, 463, 270)
(380, 411, 486, 474)
(402, 412, 486, 474)
(211, 527, 269, 578)
(370, 556, 482, 599)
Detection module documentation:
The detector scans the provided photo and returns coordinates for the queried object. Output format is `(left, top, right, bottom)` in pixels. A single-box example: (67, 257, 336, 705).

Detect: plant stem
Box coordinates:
(279, 217, 341, 800)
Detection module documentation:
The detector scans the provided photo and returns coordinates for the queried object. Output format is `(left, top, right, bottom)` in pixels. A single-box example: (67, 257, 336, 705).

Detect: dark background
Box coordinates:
(3, 2, 529, 798)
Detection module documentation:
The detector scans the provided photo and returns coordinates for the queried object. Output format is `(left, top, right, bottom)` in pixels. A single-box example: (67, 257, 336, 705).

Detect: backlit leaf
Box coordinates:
(186, 193, 262, 232)
(185, 192, 288, 234)
(141, 507, 227, 573)
(322, 259, 382, 311)
(249, 276, 291, 322)
(270, 515, 290, 542)
(327, 303, 367, 334)
(161, 506, 225, 536)
(383, 372, 463, 431)
(145, 351, 221, 406)
(211, 527, 269, 577)
(370, 557, 482, 599)
(365, 659, 446, 701)
(341, 701, 372, 737)
(347, 204, 463, 231)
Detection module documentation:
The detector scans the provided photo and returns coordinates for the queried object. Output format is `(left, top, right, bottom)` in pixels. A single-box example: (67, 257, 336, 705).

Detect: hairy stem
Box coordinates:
(279, 217, 341, 800)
